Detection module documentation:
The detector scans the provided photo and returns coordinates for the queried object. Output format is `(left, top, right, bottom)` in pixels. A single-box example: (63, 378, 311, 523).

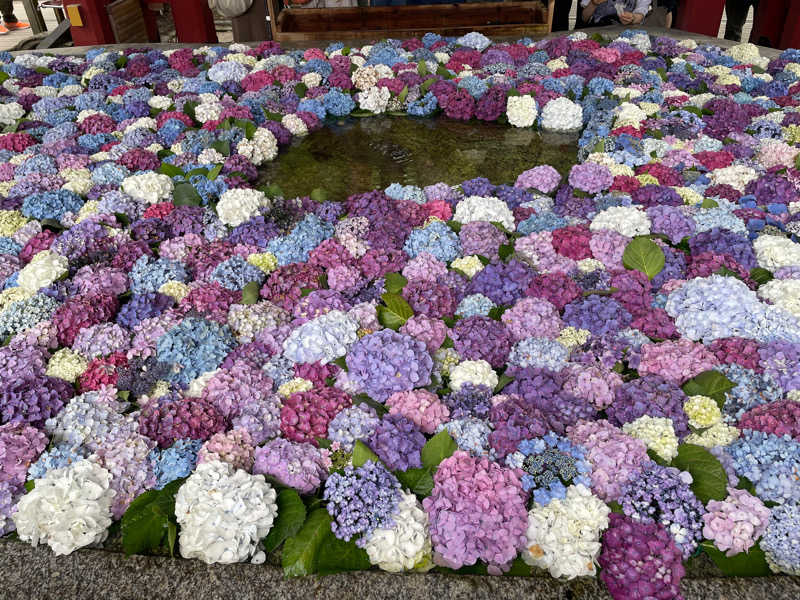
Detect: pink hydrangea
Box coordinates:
(385, 390, 450, 434)
(589, 229, 630, 270)
(197, 428, 255, 471)
(327, 264, 363, 293)
(399, 314, 448, 353)
(514, 231, 577, 274)
(0, 423, 47, 487)
(253, 438, 330, 494)
(637, 339, 719, 384)
(702, 487, 770, 557)
(200, 362, 274, 420)
(501, 297, 562, 342)
(402, 252, 448, 283)
(563, 365, 623, 410)
(138, 394, 227, 449)
(423, 451, 528, 573)
(566, 419, 648, 502)
(515, 165, 561, 193)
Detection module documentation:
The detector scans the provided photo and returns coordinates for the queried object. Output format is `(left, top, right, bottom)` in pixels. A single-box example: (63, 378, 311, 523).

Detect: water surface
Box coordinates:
(259, 117, 579, 200)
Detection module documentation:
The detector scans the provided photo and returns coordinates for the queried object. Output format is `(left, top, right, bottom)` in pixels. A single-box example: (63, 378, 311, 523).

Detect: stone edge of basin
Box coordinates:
(2, 539, 800, 600)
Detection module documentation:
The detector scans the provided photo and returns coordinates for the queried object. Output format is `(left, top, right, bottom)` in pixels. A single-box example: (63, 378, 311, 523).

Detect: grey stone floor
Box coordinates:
(1, 539, 800, 600)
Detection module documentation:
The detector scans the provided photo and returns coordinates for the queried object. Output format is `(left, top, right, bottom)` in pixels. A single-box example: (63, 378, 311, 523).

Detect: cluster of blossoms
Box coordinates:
(0, 28, 798, 600)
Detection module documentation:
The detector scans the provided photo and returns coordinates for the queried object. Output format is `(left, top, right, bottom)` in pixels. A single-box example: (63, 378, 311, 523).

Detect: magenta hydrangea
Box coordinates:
(637, 338, 720, 384)
(599, 513, 685, 600)
(738, 400, 800, 441)
(488, 393, 548, 459)
(399, 314, 448, 353)
(253, 438, 330, 494)
(280, 387, 352, 446)
(423, 451, 528, 574)
(562, 365, 623, 410)
(138, 393, 227, 449)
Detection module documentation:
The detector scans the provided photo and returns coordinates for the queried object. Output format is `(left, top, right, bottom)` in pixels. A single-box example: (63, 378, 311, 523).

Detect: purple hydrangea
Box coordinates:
(253, 438, 330, 494)
(368, 414, 425, 471)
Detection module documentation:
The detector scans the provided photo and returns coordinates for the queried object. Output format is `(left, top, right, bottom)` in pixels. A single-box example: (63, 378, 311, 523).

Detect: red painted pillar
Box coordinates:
(778, 0, 800, 50)
(748, 0, 790, 48)
(62, 0, 116, 46)
(170, 0, 218, 43)
(674, 0, 727, 38)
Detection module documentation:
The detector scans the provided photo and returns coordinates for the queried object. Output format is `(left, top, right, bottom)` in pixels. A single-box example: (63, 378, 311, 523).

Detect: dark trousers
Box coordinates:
(551, 0, 572, 31)
(0, 0, 17, 23)
(725, 0, 758, 41)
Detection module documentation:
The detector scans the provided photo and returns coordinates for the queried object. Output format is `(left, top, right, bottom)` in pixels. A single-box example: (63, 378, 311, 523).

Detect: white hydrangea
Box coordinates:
(0, 102, 24, 125)
(727, 43, 769, 69)
(14, 460, 115, 556)
(216, 188, 268, 227)
(185, 369, 220, 398)
(175, 461, 278, 564)
(301, 72, 322, 88)
(121, 172, 174, 204)
(123, 117, 157, 134)
(282, 310, 360, 364)
(709, 165, 758, 192)
(622, 415, 679, 462)
(522, 484, 610, 579)
(452, 195, 515, 231)
(450, 255, 484, 278)
(754, 235, 800, 270)
(352, 65, 380, 90)
(364, 491, 433, 572)
(540, 97, 583, 132)
(281, 113, 308, 136)
(236, 128, 278, 166)
(197, 148, 226, 165)
(357, 87, 391, 114)
(17, 250, 68, 293)
(589, 206, 651, 237)
(685, 422, 740, 447)
(148, 95, 173, 110)
(195, 101, 223, 123)
(449, 359, 498, 392)
(506, 95, 538, 128)
(614, 102, 648, 128)
(758, 279, 800, 317)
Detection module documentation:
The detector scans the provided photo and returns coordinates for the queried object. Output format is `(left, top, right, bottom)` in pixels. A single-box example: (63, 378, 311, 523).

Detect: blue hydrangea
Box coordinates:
(407, 92, 438, 117)
(457, 76, 488, 99)
(263, 354, 295, 389)
(0, 294, 60, 337)
(156, 317, 236, 387)
(762, 504, 800, 575)
(268, 214, 334, 266)
(587, 76, 615, 96)
(327, 404, 380, 452)
(719, 364, 783, 423)
(210, 255, 266, 291)
(91, 162, 130, 186)
(323, 89, 356, 117)
(508, 337, 570, 371)
(21, 190, 84, 221)
(129, 255, 189, 294)
(506, 433, 592, 506)
(727, 429, 800, 505)
(403, 220, 461, 263)
(27, 443, 88, 479)
(436, 417, 493, 457)
(517, 211, 568, 234)
(456, 293, 496, 318)
(0, 238, 21, 256)
(150, 439, 202, 489)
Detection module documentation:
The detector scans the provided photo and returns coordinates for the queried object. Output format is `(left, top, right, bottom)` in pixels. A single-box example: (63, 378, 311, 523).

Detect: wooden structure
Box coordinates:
(107, 0, 150, 43)
(266, 0, 548, 42)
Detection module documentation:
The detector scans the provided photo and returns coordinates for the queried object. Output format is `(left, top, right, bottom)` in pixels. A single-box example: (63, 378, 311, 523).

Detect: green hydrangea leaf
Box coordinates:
(172, 183, 203, 207)
(700, 541, 771, 576)
(316, 532, 371, 575)
(682, 370, 736, 408)
(241, 281, 260, 305)
(622, 237, 665, 280)
(352, 440, 381, 468)
(282, 509, 332, 577)
(421, 430, 457, 470)
(395, 467, 435, 498)
(383, 273, 408, 295)
(672, 444, 727, 504)
(262, 489, 307, 554)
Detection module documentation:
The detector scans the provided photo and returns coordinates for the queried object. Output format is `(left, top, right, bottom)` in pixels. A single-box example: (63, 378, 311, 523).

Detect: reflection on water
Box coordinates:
(259, 117, 579, 200)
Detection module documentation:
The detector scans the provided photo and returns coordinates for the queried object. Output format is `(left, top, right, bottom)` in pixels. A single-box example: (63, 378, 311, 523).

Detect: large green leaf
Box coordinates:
(377, 292, 414, 330)
(158, 163, 184, 178)
(172, 183, 203, 207)
(671, 444, 727, 504)
(421, 430, 457, 470)
(395, 467, 435, 498)
(315, 532, 371, 575)
(282, 509, 332, 578)
(622, 237, 665, 280)
(351, 440, 381, 468)
(494, 373, 514, 394)
(262, 489, 307, 553)
(701, 541, 771, 577)
(383, 273, 408, 295)
(682, 370, 736, 409)
(121, 478, 184, 556)
(750, 267, 774, 287)
(241, 281, 260, 305)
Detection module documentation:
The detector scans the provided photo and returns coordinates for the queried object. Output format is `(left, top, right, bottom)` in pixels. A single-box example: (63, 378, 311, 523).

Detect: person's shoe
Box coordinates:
(4, 21, 30, 31)
(0, 24, 8, 34)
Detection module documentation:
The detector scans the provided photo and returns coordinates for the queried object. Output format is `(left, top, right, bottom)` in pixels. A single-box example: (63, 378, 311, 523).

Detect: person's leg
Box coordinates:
(0, 0, 16, 24)
(551, 0, 572, 31)
(724, 0, 750, 41)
